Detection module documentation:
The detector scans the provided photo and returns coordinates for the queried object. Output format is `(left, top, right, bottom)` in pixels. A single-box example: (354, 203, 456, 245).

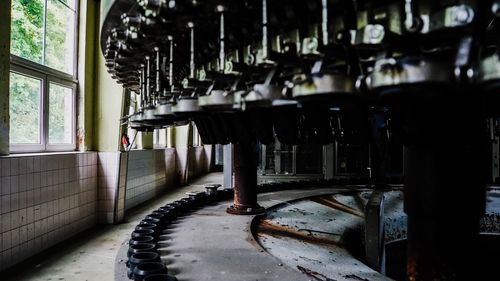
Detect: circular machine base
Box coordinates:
(115, 185, 500, 281)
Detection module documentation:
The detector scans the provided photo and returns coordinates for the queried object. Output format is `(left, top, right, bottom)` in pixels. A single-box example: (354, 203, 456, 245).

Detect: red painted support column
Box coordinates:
(227, 141, 265, 215)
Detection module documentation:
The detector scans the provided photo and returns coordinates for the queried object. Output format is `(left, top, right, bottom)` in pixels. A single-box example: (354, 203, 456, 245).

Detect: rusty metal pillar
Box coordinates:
(226, 141, 265, 215)
(399, 99, 486, 281)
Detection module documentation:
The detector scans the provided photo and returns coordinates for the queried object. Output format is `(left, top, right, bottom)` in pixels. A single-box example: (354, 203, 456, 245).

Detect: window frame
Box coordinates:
(9, 61, 78, 153)
(153, 128, 167, 149)
(9, 0, 79, 153)
(45, 76, 77, 151)
(8, 64, 46, 152)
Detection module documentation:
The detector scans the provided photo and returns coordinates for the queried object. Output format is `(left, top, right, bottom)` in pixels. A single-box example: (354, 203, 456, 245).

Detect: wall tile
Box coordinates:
(1, 158, 10, 177)
(19, 174, 26, 192)
(11, 175, 18, 193)
(19, 225, 27, 244)
(18, 208, 26, 226)
(26, 157, 34, 173)
(19, 191, 27, 209)
(33, 157, 40, 173)
(1, 195, 10, 213)
(18, 158, 27, 174)
(11, 228, 19, 248)
(26, 173, 33, 191)
(1, 177, 10, 195)
(0, 152, 111, 270)
(10, 158, 19, 176)
(11, 210, 19, 229)
(26, 206, 34, 224)
(2, 230, 11, 250)
(11, 193, 19, 211)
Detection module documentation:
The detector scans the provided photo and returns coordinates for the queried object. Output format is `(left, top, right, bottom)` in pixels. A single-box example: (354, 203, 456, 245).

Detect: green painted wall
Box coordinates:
(173, 124, 192, 148)
(0, 0, 11, 155)
(77, 0, 97, 151)
(141, 132, 154, 149)
(94, 54, 125, 151)
(93, 2, 126, 152)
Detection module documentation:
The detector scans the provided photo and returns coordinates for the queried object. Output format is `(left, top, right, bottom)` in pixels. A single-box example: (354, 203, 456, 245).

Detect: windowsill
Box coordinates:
(1, 151, 95, 158)
(127, 147, 176, 151)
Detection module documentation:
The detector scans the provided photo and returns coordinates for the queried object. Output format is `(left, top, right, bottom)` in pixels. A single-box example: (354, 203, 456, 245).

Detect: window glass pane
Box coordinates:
(192, 123, 200, 146)
(58, 0, 77, 10)
(48, 83, 73, 144)
(10, 72, 41, 144)
(296, 144, 323, 174)
(153, 129, 159, 146)
(10, 0, 45, 64)
(159, 129, 167, 146)
(166, 127, 173, 148)
(46, 0, 76, 74)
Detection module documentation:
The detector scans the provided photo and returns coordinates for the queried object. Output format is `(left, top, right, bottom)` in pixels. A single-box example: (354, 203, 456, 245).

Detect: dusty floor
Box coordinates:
(1, 172, 222, 281)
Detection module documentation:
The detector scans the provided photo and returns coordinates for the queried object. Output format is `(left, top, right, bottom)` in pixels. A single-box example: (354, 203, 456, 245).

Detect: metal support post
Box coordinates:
(227, 142, 265, 215)
(223, 144, 233, 189)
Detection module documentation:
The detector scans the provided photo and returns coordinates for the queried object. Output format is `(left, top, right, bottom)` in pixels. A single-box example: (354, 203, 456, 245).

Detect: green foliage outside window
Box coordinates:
(10, 0, 44, 63)
(11, 0, 76, 73)
(9, 0, 76, 147)
(9, 73, 41, 144)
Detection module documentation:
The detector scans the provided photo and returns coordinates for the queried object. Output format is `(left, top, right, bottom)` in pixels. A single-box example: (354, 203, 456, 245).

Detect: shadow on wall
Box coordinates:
(0, 153, 99, 271)
(177, 145, 213, 185)
(125, 146, 213, 211)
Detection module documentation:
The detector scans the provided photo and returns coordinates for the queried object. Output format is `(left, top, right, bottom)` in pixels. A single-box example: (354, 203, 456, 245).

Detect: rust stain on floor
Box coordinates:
(256, 220, 340, 247)
(311, 196, 365, 218)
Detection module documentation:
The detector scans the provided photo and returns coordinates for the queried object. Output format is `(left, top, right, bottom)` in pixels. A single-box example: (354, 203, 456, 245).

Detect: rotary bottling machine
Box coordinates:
(102, 1, 500, 280)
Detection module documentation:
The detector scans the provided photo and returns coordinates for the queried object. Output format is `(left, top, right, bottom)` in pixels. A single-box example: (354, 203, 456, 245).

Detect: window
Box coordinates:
(126, 92, 138, 150)
(11, 0, 77, 74)
(192, 122, 201, 147)
(158, 129, 167, 148)
(10, 0, 78, 152)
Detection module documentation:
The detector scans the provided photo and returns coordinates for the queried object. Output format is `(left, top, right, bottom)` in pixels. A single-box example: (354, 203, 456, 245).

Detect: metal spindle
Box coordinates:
(168, 36, 174, 92)
(322, 0, 329, 46)
(188, 22, 196, 79)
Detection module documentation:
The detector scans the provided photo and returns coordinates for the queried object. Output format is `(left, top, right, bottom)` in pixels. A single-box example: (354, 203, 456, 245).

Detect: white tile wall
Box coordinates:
(0, 148, 209, 271)
(97, 152, 123, 224)
(0, 153, 98, 271)
(125, 149, 176, 210)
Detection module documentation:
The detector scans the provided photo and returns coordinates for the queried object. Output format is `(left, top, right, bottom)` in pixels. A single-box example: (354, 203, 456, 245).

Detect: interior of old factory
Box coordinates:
(1, 0, 500, 280)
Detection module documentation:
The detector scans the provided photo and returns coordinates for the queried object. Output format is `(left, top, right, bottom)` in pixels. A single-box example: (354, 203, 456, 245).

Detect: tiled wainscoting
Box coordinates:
(125, 145, 212, 209)
(125, 149, 176, 210)
(125, 146, 213, 210)
(97, 152, 128, 224)
(188, 146, 212, 180)
(0, 146, 213, 270)
(0, 153, 98, 271)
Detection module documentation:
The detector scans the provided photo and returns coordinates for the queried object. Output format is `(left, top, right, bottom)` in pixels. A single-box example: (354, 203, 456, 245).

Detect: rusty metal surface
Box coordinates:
(365, 190, 386, 273)
(253, 190, 406, 281)
(227, 142, 265, 215)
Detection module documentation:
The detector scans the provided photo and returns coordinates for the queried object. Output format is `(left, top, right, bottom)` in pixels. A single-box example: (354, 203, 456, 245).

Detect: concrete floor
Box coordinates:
(1, 172, 223, 281)
(116, 186, 380, 281)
